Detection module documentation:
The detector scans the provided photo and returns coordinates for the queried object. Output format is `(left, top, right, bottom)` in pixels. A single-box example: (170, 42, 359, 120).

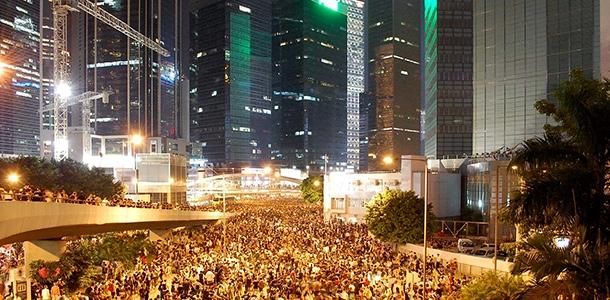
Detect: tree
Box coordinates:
(458, 272, 528, 300)
(300, 175, 323, 203)
(504, 70, 610, 298)
(30, 233, 156, 292)
(0, 157, 122, 198)
(365, 189, 435, 244)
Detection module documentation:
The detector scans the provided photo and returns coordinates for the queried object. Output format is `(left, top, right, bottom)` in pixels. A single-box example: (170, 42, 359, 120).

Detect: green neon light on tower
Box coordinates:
(318, 0, 339, 11)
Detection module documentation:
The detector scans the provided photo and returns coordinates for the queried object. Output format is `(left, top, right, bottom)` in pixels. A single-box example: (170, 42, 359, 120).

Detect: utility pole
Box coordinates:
(423, 160, 428, 300)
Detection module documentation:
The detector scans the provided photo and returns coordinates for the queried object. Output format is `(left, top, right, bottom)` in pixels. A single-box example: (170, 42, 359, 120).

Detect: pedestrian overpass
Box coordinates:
(0, 202, 224, 246)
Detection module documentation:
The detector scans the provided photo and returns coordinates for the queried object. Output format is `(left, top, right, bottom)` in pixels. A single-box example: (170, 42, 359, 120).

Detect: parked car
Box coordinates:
(472, 243, 508, 258)
(458, 238, 475, 253)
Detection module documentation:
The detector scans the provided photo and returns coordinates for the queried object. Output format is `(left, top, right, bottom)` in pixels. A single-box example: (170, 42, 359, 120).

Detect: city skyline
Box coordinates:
(1, 0, 609, 171)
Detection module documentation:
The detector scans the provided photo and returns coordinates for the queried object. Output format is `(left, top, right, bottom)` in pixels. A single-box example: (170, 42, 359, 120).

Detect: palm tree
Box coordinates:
(504, 70, 610, 298)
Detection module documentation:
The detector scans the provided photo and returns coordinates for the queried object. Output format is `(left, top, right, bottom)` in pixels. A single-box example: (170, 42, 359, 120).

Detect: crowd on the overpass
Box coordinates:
(61, 200, 471, 299)
(0, 186, 219, 211)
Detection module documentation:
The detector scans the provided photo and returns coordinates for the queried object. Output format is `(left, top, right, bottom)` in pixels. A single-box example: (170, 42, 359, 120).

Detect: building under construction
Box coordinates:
(38, 0, 190, 161)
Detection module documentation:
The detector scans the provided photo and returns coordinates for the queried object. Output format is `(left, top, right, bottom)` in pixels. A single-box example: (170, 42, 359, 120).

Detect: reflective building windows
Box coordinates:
(190, 0, 272, 167)
(272, 0, 348, 171)
(0, 0, 41, 155)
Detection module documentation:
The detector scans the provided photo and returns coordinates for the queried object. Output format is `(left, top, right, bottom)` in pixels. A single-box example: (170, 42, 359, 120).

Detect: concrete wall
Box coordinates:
(398, 243, 514, 276)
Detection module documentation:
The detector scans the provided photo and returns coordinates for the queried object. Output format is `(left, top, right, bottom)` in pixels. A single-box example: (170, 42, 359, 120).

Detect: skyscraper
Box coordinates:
(69, 0, 189, 148)
(422, 0, 473, 158)
(367, 0, 421, 170)
(339, 0, 366, 171)
(0, 0, 41, 156)
(272, 0, 348, 172)
(473, 0, 610, 154)
(190, 0, 272, 167)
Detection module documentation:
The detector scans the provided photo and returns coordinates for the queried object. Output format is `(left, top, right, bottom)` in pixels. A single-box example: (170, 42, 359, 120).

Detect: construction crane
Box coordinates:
(42, 91, 111, 159)
(52, 0, 170, 160)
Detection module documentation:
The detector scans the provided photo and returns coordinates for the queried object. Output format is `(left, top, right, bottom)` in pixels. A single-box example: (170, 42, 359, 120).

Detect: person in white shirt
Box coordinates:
(41, 285, 51, 300)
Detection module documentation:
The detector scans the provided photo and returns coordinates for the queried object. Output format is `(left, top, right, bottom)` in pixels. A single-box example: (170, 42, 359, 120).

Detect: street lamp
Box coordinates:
(422, 159, 429, 300)
(7, 173, 19, 185)
(131, 134, 144, 197)
(382, 156, 394, 165)
(313, 180, 321, 187)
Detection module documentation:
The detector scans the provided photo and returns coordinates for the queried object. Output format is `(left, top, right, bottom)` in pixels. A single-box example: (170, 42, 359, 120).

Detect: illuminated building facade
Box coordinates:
(473, 0, 610, 154)
(190, 0, 272, 167)
(40, 0, 54, 158)
(70, 0, 189, 147)
(422, 0, 473, 158)
(367, 0, 421, 171)
(339, 0, 365, 171)
(0, 0, 41, 156)
(272, 0, 348, 171)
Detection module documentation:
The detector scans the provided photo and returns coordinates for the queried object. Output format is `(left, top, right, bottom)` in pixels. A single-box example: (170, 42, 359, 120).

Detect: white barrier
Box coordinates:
(397, 243, 514, 276)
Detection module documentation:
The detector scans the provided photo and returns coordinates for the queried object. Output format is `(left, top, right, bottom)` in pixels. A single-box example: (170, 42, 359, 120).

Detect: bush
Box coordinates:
(459, 272, 528, 300)
(29, 233, 156, 292)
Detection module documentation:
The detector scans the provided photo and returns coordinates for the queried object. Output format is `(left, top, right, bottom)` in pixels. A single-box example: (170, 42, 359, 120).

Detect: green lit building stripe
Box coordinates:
(423, 0, 438, 155)
(317, 0, 339, 11)
(229, 11, 252, 160)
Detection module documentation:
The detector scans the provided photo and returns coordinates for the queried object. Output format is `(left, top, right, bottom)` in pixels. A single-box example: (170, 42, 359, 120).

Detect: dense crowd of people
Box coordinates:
(70, 200, 471, 299)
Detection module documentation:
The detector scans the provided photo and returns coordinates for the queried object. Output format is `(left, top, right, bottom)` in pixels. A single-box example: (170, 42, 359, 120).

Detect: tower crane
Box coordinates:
(42, 91, 111, 159)
(52, 0, 169, 160)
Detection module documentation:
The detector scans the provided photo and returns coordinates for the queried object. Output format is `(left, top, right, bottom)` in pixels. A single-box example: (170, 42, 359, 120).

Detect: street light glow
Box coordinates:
(382, 156, 394, 165)
(511, 165, 518, 170)
(131, 134, 144, 145)
(313, 180, 321, 187)
(7, 173, 19, 184)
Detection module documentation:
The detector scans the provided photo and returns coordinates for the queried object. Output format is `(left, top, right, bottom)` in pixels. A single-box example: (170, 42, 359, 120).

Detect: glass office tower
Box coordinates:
(367, 0, 421, 171)
(272, 0, 348, 172)
(473, 0, 610, 154)
(0, 1, 41, 156)
(190, 0, 272, 167)
(339, 0, 365, 171)
(422, 0, 473, 158)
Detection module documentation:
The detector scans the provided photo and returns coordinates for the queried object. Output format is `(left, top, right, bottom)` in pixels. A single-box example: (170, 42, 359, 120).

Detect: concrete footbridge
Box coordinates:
(0, 202, 228, 299)
(0, 202, 225, 246)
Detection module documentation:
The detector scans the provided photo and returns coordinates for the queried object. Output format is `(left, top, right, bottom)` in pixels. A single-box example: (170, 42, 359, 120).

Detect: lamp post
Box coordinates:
(423, 161, 429, 299)
(131, 134, 143, 197)
(222, 173, 227, 253)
